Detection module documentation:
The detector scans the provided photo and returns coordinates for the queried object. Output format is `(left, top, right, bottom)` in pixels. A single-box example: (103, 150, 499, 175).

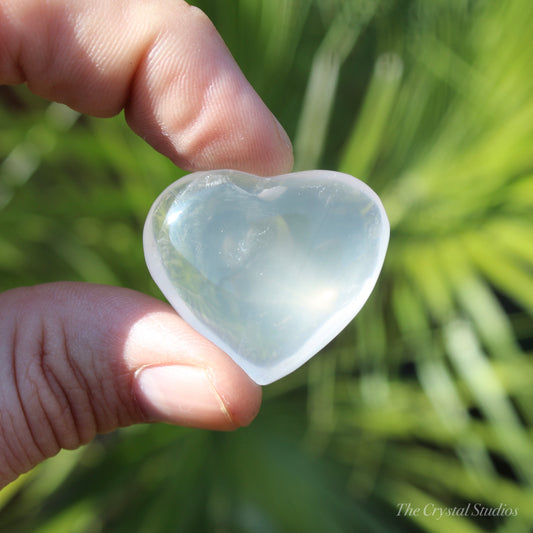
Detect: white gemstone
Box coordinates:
(144, 170, 389, 385)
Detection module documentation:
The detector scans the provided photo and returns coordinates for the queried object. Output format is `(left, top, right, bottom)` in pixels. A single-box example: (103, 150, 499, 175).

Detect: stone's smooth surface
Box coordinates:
(144, 170, 389, 385)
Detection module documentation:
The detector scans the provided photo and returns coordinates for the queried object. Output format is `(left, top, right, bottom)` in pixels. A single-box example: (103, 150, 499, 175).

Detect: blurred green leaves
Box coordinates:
(2, 0, 533, 531)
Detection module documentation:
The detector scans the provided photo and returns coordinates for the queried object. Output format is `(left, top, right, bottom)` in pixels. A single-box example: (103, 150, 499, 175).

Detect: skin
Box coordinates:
(0, 0, 293, 489)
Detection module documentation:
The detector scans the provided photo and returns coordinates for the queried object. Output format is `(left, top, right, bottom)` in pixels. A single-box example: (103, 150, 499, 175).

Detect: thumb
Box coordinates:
(0, 282, 261, 488)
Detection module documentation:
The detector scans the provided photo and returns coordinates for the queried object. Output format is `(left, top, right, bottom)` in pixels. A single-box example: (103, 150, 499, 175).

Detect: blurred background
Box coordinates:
(1, 0, 533, 531)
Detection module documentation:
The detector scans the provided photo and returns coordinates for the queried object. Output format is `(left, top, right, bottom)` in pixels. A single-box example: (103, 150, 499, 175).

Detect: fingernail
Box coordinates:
(134, 365, 235, 430)
(273, 115, 293, 154)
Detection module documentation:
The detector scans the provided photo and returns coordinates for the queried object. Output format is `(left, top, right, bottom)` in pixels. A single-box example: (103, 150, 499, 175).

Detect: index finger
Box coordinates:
(0, 0, 293, 175)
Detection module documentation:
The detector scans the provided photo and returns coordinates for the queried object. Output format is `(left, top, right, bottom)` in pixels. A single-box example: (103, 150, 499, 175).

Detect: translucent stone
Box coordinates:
(143, 170, 389, 385)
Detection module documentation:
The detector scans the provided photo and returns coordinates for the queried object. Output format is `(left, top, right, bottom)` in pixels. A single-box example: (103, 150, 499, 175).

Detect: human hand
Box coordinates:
(0, 0, 293, 489)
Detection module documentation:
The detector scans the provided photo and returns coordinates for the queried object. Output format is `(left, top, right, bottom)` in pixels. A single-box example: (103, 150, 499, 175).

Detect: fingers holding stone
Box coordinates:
(124, 3, 293, 175)
(0, 283, 261, 488)
(0, 0, 293, 175)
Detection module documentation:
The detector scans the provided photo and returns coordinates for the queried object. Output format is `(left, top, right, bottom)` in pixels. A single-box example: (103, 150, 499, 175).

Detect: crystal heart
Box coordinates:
(143, 170, 389, 385)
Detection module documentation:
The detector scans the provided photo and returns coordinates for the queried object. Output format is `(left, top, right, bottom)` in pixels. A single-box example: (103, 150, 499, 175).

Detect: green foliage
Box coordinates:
(1, 0, 533, 531)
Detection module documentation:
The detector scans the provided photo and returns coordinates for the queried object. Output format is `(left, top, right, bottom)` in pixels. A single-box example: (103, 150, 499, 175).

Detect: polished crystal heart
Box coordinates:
(144, 170, 389, 385)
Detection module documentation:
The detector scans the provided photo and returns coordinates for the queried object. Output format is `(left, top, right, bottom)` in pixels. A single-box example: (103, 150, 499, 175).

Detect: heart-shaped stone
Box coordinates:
(143, 170, 389, 385)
